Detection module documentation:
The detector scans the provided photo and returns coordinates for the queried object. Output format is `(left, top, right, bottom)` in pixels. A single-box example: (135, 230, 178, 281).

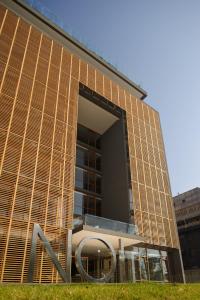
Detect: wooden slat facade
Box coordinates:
(0, 3, 179, 283)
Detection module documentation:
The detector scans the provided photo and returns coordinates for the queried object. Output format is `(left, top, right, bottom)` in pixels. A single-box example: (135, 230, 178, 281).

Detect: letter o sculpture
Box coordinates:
(75, 236, 116, 283)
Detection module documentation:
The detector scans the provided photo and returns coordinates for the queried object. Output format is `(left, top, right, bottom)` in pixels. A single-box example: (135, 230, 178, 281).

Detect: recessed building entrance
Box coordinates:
(74, 85, 132, 226)
(71, 85, 143, 282)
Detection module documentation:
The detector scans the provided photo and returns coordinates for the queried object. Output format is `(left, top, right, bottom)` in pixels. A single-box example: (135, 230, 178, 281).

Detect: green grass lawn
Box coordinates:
(0, 283, 200, 300)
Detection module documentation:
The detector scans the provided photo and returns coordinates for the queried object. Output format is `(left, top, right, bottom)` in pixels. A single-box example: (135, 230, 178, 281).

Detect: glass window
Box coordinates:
(96, 136, 101, 149)
(140, 257, 148, 280)
(133, 256, 140, 281)
(96, 154, 101, 171)
(84, 206, 90, 215)
(148, 257, 163, 281)
(160, 250, 167, 258)
(160, 251, 169, 282)
(96, 199, 101, 216)
(124, 257, 134, 282)
(83, 195, 88, 214)
(83, 172, 88, 190)
(75, 124, 102, 218)
(147, 249, 163, 281)
(77, 126, 88, 144)
(74, 192, 83, 207)
(161, 258, 169, 282)
(89, 131, 96, 147)
(74, 203, 82, 216)
(89, 151, 96, 169)
(88, 172, 95, 193)
(75, 168, 83, 189)
(76, 146, 88, 167)
(147, 249, 160, 257)
(139, 248, 147, 257)
(96, 175, 101, 194)
(88, 196, 95, 211)
(74, 192, 84, 216)
(75, 168, 88, 190)
(133, 247, 139, 254)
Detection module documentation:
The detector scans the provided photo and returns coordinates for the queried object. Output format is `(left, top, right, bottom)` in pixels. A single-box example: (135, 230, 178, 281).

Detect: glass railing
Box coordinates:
(74, 214, 138, 235)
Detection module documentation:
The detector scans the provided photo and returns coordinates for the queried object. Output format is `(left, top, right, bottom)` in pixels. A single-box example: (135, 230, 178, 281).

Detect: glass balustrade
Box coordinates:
(74, 214, 138, 236)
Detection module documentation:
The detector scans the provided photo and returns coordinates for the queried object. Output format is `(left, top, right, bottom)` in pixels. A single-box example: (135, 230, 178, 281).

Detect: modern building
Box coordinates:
(0, 0, 185, 283)
(174, 187, 200, 282)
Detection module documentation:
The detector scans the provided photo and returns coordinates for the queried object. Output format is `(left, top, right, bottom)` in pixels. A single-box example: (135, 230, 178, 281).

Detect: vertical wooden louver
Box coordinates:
(0, 3, 179, 283)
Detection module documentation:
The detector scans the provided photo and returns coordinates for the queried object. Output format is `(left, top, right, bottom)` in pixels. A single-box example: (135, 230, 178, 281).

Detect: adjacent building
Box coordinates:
(174, 187, 200, 282)
(0, 0, 185, 283)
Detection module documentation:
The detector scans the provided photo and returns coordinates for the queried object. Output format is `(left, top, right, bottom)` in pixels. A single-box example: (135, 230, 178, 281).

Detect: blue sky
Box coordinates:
(37, 0, 200, 195)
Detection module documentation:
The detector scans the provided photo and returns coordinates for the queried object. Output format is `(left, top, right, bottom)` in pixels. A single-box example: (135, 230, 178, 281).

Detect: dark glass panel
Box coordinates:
(96, 154, 101, 171)
(74, 192, 84, 216)
(96, 175, 101, 194)
(77, 125, 88, 144)
(76, 146, 88, 167)
(161, 258, 169, 282)
(134, 258, 141, 281)
(148, 257, 163, 281)
(88, 172, 95, 193)
(96, 136, 101, 149)
(89, 131, 96, 147)
(75, 168, 88, 190)
(96, 199, 101, 217)
(83, 194, 88, 214)
(140, 257, 148, 280)
(89, 151, 96, 169)
(75, 124, 102, 217)
(147, 249, 163, 281)
(87, 196, 95, 210)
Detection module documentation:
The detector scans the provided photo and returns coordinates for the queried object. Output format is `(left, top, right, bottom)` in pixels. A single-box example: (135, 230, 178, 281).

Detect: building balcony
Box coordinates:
(72, 214, 144, 252)
(73, 214, 138, 236)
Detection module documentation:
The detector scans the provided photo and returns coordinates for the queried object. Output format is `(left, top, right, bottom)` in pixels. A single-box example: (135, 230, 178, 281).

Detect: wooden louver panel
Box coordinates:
(0, 3, 179, 283)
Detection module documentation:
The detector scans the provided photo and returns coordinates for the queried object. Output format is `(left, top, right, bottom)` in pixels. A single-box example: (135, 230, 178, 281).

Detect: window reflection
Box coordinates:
(161, 251, 169, 282)
(148, 256, 163, 281)
(74, 191, 101, 217)
(147, 249, 163, 281)
(75, 168, 88, 190)
(123, 247, 170, 282)
(74, 192, 83, 216)
(140, 257, 148, 280)
(161, 258, 169, 282)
